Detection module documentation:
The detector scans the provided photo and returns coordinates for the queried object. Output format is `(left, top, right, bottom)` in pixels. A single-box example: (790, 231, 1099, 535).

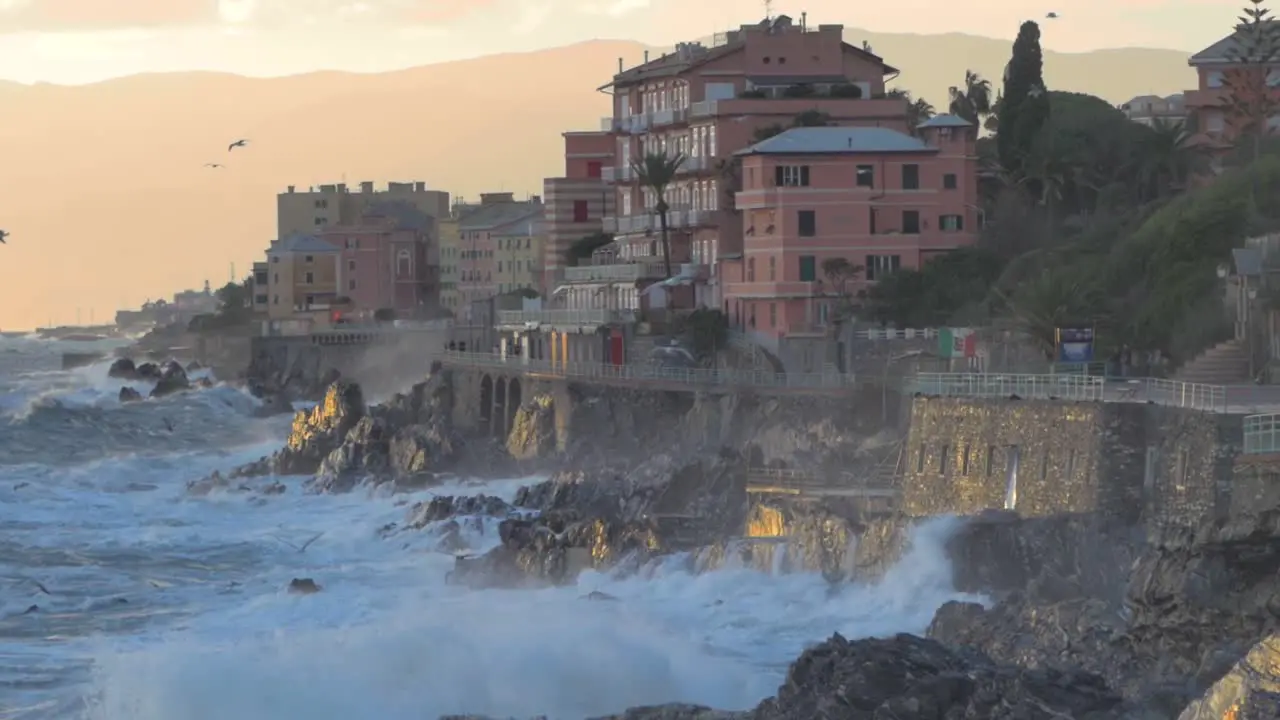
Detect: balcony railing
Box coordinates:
(650, 108, 676, 126)
(601, 217, 619, 233)
(563, 262, 667, 283)
(495, 309, 635, 327)
(599, 116, 619, 132)
(907, 372, 1106, 401)
(607, 214, 654, 234)
(437, 350, 858, 389)
(603, 165, 635, 183)
(680, 155, 712, 173)
(682, 209, 714, 227)
(691, 100, 717, 117)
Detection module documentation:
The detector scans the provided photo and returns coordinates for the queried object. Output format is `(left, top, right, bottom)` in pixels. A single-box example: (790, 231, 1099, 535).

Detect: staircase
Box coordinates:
(1173, 339, 1251, 384)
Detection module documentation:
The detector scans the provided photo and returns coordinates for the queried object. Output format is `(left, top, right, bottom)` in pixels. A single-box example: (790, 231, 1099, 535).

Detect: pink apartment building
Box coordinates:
(597, 14, 912, 312)
(321, 201, 441, 319)
(725, 118, 979, 339)
(457, 192, 543, 323)
(542, 132, 616, 291)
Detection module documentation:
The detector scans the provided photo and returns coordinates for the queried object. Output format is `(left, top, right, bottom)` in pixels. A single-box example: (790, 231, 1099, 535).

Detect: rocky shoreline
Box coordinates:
(192, 366, 1280, 719)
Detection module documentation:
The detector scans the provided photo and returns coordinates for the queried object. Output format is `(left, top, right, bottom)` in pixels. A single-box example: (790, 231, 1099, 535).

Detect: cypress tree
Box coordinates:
(996, 21, 1050, 178)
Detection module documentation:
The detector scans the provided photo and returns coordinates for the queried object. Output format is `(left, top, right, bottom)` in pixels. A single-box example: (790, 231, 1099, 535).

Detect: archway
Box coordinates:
(506, 377, 523, 438)
(479, 374, 493, 431)
(493, 376, 508, 437)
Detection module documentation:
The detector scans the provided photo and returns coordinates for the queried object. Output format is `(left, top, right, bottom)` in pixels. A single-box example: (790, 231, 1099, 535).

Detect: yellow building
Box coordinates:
(277, 181, 450, 238)
(439, 216, 461, 312)
(493, 214, 545, 296)
(265, 233, 340, 320)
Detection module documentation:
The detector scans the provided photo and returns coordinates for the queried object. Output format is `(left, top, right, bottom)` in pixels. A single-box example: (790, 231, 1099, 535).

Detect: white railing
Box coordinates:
(494, 309, 635, 327)
(625, 114, 650, 133)
(608, 214, 654, 233)
(680, 155, 711, 173)
(683, 209, 712, 227)
(1244, 413, 1280, 453)
(691, 100, 718, 117)
(601, 217, 619, 233)
(1138, 378, 1227, 411)
(563, 262, 666, 283)
(437, 350, 857, 389)
(650, 108, 676, 126)
(603, 166, 634, 182)
(599, 116, 618, 132)
(908, 373, 1105, 401)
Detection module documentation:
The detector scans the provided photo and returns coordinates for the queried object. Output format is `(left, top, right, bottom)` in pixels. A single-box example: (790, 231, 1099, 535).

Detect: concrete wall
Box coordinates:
(248, 329, 447, 398)
(901, 397, 1241, 530)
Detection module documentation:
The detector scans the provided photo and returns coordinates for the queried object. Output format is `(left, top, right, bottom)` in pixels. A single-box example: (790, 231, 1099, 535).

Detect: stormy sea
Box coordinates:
(0, 335, 977, 720)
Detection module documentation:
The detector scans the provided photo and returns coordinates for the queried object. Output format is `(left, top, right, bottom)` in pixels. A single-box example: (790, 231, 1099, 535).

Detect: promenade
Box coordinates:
(436, 350, 1280, 414)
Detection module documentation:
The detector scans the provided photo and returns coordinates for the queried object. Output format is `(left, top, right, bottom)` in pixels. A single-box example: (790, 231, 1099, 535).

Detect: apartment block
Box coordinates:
(494, 215, 545, 295)
(456, 192, 544, 323)
(1121, 93, 1186, 127)
(439, 214, 462, 312)
(1184, 26, 1280, 161)
(321, 201, 440, 320)
(277, 181, 450, 238)
(264, 233, 341, 320)
(541, 131, 616, 291)
(725, 119, 979, 341)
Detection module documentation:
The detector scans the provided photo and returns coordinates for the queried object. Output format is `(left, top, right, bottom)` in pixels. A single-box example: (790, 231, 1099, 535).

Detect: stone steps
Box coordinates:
(1174, 339, 1251, 384)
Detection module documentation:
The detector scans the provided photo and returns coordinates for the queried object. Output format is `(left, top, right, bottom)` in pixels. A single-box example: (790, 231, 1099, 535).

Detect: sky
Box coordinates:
(0, 0, 1245, 84)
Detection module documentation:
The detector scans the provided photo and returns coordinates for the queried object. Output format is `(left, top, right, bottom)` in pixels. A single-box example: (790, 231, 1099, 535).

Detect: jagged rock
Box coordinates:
(118, 386, 142, 403)
(1178, 634, 1280, 719)
(107, 357, 136, 379)
(389, 421, 458, 476)
(287, 578, 320, 594)
(186, 470, 235, 496)
(311, 415, 393, 492)
(150, 360, 191, 397)
(185, 360, 203, 372)
(405, 494, 512, 529)
(135, 362, 161, 380)
(506, 393, 555, 460)
(271, 381, 365, 476)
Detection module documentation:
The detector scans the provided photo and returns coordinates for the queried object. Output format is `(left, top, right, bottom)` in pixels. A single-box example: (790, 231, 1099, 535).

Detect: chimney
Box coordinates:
(801, 12, 807, 30)
(360, 181, 374, 193)
(286, 185, 295, 193)
(415, 181, 425, 192)
(530, 194, 542, 204)
(618, 57, 623, 73)
(644, 50, 649, 63)
(337, 183, 347, 193)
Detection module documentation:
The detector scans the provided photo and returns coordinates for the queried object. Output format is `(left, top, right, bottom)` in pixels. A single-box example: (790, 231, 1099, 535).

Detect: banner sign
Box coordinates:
(1055, 327, 1095, 362)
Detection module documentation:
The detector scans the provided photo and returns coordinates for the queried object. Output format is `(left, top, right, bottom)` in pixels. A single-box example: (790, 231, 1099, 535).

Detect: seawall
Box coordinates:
(247, 329, 448, 399)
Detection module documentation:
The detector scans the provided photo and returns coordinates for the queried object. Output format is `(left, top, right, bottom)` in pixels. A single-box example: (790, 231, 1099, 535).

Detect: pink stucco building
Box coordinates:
(321, 201, 441, 319)
(725, 118, 979, 337)
(542, 132, 616, 292)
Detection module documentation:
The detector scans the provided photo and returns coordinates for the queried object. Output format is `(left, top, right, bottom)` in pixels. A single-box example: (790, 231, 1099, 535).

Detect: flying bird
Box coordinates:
(227, 139, 249, 151)
(1046, 12, 1058, 18)
(205, 163, 224, 168)
(0, 230, 8, 244)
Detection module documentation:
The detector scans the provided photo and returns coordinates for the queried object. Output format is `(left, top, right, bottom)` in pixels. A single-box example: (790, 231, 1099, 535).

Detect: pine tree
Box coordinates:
(996, 21, 1050, 179)
(1223, 0, 1280, 161)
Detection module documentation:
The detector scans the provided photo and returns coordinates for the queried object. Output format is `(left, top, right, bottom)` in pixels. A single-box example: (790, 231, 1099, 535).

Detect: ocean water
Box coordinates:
(0, 335, 982, 720)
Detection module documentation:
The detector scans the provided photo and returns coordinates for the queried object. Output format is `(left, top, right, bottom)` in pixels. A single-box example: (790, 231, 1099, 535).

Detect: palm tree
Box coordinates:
(888, 89, 935, 135)
(631, 151, 686, 279)
(1138, 118, 1205, 198)
(948, 70, 994, 127)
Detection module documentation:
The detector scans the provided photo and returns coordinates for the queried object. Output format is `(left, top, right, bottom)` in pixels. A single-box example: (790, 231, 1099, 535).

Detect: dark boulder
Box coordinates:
(107, 357, 136, 379)
(287, 578, 320, 594)
(135, 362, 161, 380)
(150, 361, 191, 397)
(253, 394, 294, 418)
(405, 494, 513, 529)
(118, 387, 143, 403)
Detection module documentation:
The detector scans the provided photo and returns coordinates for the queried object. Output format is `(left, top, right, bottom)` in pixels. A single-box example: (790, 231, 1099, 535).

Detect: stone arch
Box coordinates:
(506, 377, 523, 436)
(493, 376, 508, 437)
(479, 374, 493, 430)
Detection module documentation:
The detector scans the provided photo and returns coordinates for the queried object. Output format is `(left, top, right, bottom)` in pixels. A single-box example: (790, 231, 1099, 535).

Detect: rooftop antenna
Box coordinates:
(764, 0, 773, 20)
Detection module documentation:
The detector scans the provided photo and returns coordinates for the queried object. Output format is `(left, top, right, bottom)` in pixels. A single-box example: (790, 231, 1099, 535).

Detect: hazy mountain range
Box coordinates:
(0, 29, 1198, 329)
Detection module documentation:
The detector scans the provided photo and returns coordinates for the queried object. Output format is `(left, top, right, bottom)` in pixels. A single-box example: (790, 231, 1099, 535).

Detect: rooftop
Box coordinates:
(458, 201, 543, 231)
(918, 114, 973, 128)
(735, 126, 934, 156)
(272, 233, 339, 254)
(362, 200, 433, 232)
(1190, 22, 1280, 64)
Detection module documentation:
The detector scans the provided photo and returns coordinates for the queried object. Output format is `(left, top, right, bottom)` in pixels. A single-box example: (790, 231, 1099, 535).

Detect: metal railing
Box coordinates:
(680, 156, 711, 173)
(650, 108, 676, 126)
(563, 262, 666, 283)
(494, 309, 635, 327)
(603, 166, 635, 182)
(1244, 413, 1280, 453)
(746, 467, 898, 497)
(436, 350, 858, 389)
(691, 100, 717, 117)
(606, 214, 654, 233)
(1138, 378, 1226, 411)
(908, 372, 1106, 401)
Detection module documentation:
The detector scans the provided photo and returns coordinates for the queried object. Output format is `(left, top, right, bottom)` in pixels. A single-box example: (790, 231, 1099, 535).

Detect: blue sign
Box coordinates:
(1056, 327, 1094, 362)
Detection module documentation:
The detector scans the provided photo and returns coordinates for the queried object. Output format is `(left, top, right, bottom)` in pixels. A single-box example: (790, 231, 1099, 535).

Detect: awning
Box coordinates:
(641, 266, 700, 295)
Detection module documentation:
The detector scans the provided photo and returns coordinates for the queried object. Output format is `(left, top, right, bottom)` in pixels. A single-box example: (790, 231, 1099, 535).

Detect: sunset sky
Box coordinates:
(0, 0, 1242, 84)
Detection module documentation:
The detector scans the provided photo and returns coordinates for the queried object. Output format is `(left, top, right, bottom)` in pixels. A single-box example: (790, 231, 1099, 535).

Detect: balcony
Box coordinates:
(601, 216, 618, 233)
(679, 155, 712, 173)
(608, 214, 655, 234)
(599, 116, 620, 132)
(1183, 88, 1229, 108)
(563, 261, 667, 283)
(690, 96, 906, 120)
(650, 108, 676, 126)
(496, 308, 636, 328)
(681, 209, 714, 227)
(602, 165, 635, 183)
(624, 114, 650, 134)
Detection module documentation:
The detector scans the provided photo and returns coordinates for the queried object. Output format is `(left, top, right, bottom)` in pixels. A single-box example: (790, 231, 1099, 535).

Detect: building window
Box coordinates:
(314, 217, 325, 225)
(943, 173, 957, 189)
(304, 271, 314, 284)
(273, 272, 279, 284)
(769, 302, 777, 327)
(940, 214, 964, 231)
(272, 294, 279, 305)
(304, 255, 313, 263)
(1206, 111, 1225, 133)
(901, 164, 920, 190)
(573, 200, 589, 223)
(798, 255, 816, 282)
(347, 260, 355, 271)
(747, 257, 756, 281)
(271, 256, 279, 263)
(587, 161, 603, 178)
(768, 256, 776, 280)
(348, 279, 356, 290)
(1206, 70, 1224, 88)
(940, 444, 950, 474)
(902, 210, 921, 234)
(856, 165, 874, 188)
(775, 165, 810, 187)
(864, 254, 901, 281)
(797, 210, 816, 237)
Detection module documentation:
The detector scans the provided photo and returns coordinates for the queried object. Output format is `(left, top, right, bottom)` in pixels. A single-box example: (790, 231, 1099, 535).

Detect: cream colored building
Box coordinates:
(439, 215, 462, 312)
(265, 233, 340, 320)
(277, 181, 450, 238)
(493, 214, 545, 296)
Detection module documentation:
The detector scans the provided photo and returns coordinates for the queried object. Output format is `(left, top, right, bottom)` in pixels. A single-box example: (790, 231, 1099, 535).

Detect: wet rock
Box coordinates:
(150, 361, 191, 398)
(253, 394, 294, 418)
(186, 470, 234, 496)
(506, 393, 555, 460)
(135, 362, 161, 380)
(581, 590, 618, 602)
(311, 415, 392, 492)
(22, 605, 38, 615)
(271, 381, 365, 476)
(118, 387, 143, 403)
(194, 377, 214, 389)
(185, 360, 203, 372)
(287, 578, 320, 594)
(1178, 634, 1280, 719)
(107, 357, 136, 379)
(405, 494, 512, 529)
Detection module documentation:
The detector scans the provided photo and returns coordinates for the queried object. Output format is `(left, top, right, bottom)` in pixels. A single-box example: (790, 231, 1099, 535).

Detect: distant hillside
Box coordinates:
(0, 35, 1194, 330)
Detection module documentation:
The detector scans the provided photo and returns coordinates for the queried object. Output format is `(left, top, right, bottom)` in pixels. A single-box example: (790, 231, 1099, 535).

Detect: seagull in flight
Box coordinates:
(1046, 11, 1058, 18)
(227, 139, 249, 152)
(0, 230, 8, 244)
(205, 163, 224, 168)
